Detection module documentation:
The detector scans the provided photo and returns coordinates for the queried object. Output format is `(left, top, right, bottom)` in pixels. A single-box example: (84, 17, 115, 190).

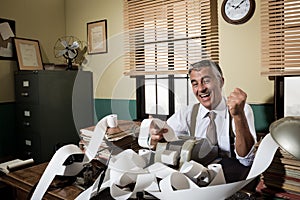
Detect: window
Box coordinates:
(124, 0, 219, 120)
(261, 0, 300, 76)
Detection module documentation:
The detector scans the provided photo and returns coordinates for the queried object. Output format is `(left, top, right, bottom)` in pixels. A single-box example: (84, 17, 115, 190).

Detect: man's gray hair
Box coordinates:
(188, 60, 223, 77)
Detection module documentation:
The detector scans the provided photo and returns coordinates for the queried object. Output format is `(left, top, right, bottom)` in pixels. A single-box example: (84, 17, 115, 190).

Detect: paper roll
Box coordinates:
(139, 149, 152, 163)
(207, 164, 226, 186)
(180, 160, 205, 178)
(161, 150, 179, 166)
(179, 139, 196, 167)
(180, 160, 211, 186)
(6, 158, 34, 171)
(146, 134, 280, 200)
(77, 123, 281, 200)
(138, 119, 153, 148)
(154, 142, 168, 163)
(159, 172, 199, 192)
(107, 114, 118, 128)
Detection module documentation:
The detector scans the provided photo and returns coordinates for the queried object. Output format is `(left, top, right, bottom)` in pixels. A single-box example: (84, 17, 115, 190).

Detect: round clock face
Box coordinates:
(221, 0, 255, 24)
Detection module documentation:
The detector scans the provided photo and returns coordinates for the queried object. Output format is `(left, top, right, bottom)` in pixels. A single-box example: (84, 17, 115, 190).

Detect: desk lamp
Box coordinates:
(269, 116, 300, 160)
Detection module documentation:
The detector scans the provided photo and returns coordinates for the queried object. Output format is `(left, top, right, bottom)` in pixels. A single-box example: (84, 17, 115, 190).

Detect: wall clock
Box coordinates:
(221, 0, 255, 25)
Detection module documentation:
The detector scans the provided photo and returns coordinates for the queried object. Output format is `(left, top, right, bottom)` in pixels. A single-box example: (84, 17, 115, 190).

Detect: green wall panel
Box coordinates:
(94, 99, 274, 134)
(0, 100, 275, 159)
(94, 99, 137, 121)
(250, 103, 274, 134)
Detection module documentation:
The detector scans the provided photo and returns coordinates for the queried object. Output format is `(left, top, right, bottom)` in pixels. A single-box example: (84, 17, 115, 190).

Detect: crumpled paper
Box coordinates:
(31, 115, 280, 200)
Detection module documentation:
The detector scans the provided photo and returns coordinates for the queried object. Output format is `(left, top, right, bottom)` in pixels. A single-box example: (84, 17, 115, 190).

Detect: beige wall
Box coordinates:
(0, 0, 65, 102)
(65, 0, 273, 104)
(0, 0, 274, 104)
(218, 0, 273, 103)
(65, 0, 136, 100)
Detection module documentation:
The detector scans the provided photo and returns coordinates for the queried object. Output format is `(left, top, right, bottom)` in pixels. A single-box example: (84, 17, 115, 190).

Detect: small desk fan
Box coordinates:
(54, 36, 87, 70)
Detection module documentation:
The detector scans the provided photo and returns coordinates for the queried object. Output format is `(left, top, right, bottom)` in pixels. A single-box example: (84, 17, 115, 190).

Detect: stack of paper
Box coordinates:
(79, 128, 113, 161)
(79, 120, 141, 162)
(261, 149, 300, 198)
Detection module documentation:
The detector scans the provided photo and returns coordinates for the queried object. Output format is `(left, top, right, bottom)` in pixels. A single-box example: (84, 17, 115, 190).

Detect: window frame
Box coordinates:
(261, 0, 300, 76)
(124, 0, 219, 120)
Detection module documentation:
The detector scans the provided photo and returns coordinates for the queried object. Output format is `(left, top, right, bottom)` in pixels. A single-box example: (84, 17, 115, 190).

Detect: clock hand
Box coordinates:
(235, 0, 246, 9)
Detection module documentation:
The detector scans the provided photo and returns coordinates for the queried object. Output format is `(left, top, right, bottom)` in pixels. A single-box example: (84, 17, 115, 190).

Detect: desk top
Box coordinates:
(0, 162, 83, 200)
(0, 120, 141, 199)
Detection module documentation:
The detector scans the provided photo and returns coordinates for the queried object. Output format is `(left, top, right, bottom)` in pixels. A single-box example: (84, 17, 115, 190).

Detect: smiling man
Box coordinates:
(150, 60, 257, 173)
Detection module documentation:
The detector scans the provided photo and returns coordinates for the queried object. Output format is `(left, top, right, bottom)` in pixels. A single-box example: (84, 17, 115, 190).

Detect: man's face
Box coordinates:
(190, 67, 224, 110)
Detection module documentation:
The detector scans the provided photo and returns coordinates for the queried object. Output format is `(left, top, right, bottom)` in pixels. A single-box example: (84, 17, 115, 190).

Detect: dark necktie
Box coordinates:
(206, 111, 217, 145)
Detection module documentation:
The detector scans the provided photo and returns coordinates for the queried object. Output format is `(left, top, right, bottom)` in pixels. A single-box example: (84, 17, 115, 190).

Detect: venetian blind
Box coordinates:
(261, 0, 300, 76)
(123, 0, 219, 76)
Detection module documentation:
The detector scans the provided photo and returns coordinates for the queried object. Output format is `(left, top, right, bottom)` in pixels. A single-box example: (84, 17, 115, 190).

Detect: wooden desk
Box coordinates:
(0, 162, 83, 200)
(0, 121, 141, 200)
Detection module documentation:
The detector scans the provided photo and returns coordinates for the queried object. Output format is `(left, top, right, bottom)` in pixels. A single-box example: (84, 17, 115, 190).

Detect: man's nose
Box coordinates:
(197, 82, 206, 92)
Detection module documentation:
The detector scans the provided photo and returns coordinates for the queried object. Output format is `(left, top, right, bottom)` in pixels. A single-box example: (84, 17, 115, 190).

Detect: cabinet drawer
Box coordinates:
(17, 133, 41, 162)
(16, 105, 40, 131)
(15, 74, 39, 104)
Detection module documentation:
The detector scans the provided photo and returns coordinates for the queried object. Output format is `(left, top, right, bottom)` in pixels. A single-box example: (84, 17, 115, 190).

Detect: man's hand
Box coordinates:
(150, 121, 168, 149)
(227, 88, 247, 116)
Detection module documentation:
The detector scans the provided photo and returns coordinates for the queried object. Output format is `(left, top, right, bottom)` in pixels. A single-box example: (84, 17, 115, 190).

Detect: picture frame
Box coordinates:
(87, 19, 108, 54)
(0, 18, 16, 60)
(13, 37, 44, 70)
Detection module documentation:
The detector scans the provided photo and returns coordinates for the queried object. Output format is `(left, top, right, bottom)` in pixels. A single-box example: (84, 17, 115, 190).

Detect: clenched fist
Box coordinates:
(227, 88, 247, 116)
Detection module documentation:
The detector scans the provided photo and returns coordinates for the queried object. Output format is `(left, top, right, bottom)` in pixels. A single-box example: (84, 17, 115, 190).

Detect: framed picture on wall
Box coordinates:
(87, 19, 108, 54)
(13, 37, 44, 70)
(0, 18, 16, 60)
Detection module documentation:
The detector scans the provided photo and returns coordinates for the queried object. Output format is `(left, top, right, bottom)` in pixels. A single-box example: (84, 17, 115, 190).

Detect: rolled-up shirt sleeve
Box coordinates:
(167, 105, 193, 136)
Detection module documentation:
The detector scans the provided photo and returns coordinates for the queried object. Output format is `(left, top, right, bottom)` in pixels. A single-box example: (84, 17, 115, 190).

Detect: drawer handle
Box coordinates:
(23, 122, 30, 126)
(21, 92, 29, 97)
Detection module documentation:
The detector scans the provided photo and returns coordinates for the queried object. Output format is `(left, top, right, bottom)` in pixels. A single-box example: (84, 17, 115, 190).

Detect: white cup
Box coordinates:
(107, 114, 118, 128)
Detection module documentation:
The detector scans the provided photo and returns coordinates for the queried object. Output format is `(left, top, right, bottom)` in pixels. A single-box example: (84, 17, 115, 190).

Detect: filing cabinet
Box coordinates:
(14, 70, 94, 163)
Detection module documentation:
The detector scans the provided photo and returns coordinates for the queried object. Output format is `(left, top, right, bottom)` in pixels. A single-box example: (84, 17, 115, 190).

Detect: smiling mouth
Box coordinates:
(200, 92, 211, 98)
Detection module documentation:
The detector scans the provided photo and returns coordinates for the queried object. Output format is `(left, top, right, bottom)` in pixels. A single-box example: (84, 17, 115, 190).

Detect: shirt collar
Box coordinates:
(199, 97, 227, 119)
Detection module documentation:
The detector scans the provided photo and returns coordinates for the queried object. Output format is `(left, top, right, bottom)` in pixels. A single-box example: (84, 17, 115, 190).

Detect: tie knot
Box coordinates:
(208, 111, 216, 120)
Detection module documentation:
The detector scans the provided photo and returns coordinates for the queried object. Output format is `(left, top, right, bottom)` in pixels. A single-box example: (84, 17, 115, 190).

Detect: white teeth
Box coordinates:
(200, 93, 210, 98)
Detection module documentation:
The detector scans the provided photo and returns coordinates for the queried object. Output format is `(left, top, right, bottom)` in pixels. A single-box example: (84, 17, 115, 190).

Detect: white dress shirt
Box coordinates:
(167, 97, 257, 166)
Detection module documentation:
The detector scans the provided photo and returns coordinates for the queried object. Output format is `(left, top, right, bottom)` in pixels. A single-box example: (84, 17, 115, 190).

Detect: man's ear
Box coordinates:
(219, 77, 224, 87)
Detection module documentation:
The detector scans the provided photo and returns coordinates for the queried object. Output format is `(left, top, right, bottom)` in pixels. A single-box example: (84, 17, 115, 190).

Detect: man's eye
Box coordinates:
(203, 79, 210, 84)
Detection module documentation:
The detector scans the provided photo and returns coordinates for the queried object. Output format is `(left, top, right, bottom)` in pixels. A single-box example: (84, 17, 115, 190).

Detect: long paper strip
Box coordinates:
(146, 134, 279, 200)
(31, 116, 108, 200)
(78, 126, 280, 200)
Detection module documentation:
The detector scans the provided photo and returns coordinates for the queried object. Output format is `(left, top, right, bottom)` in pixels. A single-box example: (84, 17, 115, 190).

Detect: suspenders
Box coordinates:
(189, 103, 236, 158)
(190, 103, 200, 137)
(228, 114, 236, 158)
